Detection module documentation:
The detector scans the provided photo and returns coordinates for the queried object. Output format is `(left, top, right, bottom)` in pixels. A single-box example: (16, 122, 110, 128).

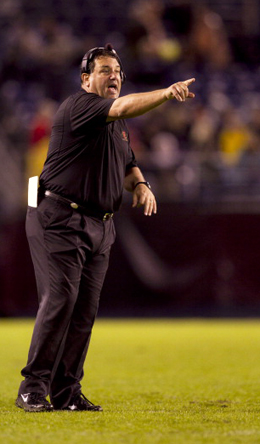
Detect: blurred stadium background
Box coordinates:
(1, 0, 260, 317)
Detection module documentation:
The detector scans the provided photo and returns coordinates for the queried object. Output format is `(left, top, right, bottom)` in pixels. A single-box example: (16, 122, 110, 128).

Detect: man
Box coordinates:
(16, 44, 195, 412)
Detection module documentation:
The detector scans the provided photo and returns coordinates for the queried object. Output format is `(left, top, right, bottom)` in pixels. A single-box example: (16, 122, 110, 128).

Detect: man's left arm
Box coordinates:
(124, 167, 157, 216)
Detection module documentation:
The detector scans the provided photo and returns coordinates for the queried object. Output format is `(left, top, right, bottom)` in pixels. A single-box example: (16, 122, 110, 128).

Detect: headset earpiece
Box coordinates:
(81, 45, 126, 83)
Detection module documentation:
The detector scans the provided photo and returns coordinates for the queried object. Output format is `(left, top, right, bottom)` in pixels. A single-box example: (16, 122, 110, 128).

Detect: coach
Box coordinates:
(16, 44, 195, 412)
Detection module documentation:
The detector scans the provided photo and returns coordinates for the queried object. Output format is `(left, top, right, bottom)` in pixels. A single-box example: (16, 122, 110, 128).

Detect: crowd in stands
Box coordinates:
(0, 0, 260, 222)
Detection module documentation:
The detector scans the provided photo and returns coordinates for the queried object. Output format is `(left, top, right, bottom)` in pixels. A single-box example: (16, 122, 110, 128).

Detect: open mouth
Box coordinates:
(108, 84, 118, 93)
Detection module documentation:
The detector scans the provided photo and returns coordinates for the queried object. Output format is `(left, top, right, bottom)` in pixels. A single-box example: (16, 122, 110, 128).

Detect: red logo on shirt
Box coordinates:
(121, 131, 128, 142)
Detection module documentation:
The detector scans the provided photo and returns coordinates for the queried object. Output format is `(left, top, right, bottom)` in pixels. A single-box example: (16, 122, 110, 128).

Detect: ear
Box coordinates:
(81, 73, 90, 86)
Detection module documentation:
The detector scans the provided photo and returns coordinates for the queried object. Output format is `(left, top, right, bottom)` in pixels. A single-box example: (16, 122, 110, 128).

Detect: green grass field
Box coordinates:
(1, 318, 260, 444)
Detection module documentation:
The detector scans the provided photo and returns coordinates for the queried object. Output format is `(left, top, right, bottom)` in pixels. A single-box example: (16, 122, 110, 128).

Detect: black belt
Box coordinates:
(44, 190, 114, 221)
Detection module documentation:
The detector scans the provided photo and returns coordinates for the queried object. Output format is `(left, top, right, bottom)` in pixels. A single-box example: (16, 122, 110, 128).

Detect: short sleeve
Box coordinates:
(126, 148, 138, 171)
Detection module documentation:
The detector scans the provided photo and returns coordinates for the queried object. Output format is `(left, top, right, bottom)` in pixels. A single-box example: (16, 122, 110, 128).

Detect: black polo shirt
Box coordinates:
(40, 89, 137, 213)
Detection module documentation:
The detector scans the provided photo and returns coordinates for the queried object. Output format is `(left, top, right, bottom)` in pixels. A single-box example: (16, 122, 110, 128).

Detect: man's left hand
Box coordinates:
(132, 184, 157, 216)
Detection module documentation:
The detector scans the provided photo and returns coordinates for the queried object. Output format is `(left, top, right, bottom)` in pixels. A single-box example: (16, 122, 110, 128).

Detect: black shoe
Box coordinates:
(16, 393, 54, 412)
(66, 393, 103, 411)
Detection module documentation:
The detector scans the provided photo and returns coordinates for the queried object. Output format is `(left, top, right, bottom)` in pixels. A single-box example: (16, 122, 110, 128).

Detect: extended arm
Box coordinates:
(124, 167, 157, 216)
(107, 78, 195, 121)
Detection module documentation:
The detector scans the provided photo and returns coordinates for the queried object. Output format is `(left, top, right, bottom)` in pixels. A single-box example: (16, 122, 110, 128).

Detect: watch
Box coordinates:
(134, 181, 152, 190)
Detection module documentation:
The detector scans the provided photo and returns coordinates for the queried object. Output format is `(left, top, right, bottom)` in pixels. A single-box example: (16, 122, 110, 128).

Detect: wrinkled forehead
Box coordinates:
(93, 55, 121, 70)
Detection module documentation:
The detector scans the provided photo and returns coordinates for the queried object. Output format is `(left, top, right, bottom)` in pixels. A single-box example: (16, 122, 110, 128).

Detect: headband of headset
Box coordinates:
(81, 43, 126, 83)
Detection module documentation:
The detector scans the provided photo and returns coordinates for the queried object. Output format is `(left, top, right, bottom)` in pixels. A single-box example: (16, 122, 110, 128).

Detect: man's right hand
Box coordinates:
(165, 78, 196, 102)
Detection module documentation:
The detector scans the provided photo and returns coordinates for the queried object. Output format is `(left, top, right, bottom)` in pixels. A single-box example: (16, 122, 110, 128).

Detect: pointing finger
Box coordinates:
(183, 78, 196, 86)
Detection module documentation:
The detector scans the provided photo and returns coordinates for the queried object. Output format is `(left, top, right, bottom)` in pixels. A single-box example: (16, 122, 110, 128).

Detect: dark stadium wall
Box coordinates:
(1, 204, 260, 317)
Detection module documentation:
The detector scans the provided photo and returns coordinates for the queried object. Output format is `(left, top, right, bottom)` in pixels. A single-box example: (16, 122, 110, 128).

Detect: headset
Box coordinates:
(80, 43, 126, 83)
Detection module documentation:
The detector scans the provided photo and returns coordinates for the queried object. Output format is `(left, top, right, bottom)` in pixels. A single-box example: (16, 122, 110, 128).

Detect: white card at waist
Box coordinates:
(28, 176, 39, 207)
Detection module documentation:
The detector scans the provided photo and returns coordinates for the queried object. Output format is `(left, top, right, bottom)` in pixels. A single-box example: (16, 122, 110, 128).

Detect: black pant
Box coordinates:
(18, 197, 116, 409)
